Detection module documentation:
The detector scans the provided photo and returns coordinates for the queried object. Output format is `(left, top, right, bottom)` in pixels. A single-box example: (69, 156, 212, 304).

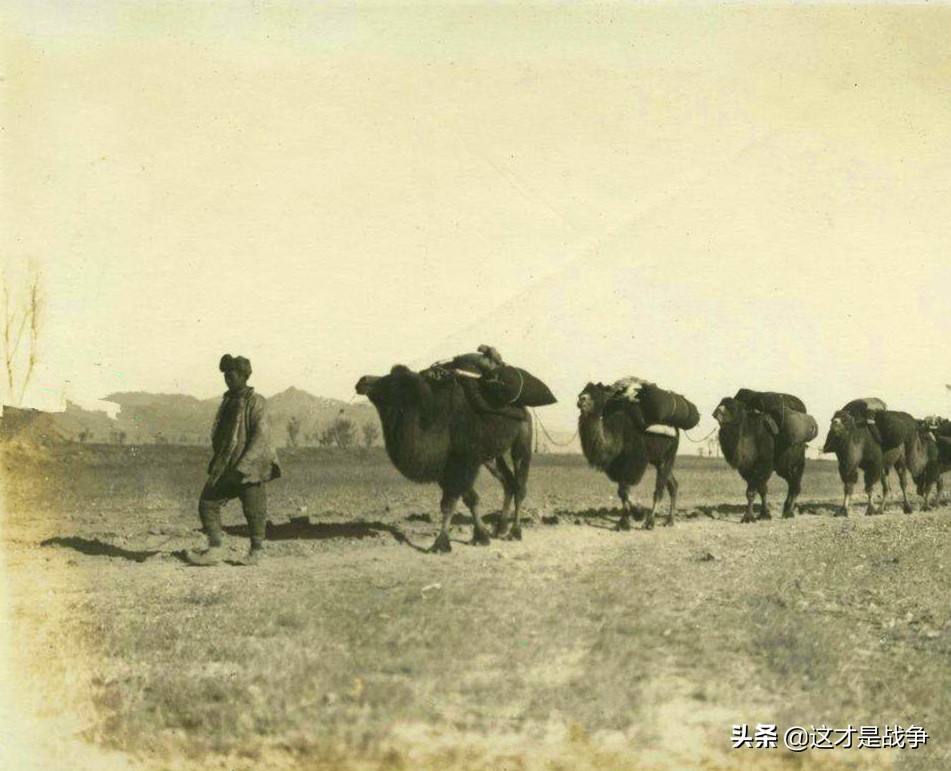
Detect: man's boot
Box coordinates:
(187, 544, 223, 566)
(244, 544, 264, 566)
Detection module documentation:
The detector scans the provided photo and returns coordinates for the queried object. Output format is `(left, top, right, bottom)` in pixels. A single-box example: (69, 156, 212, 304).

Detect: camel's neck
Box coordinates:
(373, 400, 447, 483)
(717, 414, 760, 471)
(578, 411, 623, 469)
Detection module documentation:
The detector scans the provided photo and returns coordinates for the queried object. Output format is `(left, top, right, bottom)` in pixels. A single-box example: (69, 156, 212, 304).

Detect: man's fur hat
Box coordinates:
(219, 354, 252, 378)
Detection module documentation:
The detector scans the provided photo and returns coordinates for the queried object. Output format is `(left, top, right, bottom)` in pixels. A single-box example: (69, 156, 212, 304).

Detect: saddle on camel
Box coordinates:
(422, 345, 556, 421)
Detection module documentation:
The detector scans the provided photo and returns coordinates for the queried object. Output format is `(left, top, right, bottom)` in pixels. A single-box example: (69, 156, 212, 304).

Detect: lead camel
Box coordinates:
(355, 365, 532, 553)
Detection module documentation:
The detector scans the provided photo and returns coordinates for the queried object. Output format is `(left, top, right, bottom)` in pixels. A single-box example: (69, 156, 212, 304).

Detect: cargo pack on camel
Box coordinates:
(839, 397, 888, 444)
(606, 377, 700, 431)
(424, 345, 556, 420)
(842, 397, 888, 423)
(733, 388, 817, 445)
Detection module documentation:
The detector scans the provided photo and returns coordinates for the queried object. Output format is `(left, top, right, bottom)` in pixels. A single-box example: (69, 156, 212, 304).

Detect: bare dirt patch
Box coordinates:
(3, 445, 948, 769)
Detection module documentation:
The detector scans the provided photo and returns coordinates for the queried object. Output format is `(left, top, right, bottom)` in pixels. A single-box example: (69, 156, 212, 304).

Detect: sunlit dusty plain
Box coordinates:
(3, 444, 951, 770)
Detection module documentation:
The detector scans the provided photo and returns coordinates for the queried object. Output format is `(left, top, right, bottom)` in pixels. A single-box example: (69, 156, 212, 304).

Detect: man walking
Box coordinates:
(188, 354, 281, 566)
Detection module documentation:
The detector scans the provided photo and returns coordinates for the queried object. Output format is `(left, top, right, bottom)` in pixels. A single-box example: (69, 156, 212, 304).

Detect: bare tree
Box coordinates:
(318, 427, 335, 447)
(287, 416, 302, 448)
(333, 413, 355, 448)
(77, 429, 91, 444)
(2, 266, 42, 406)
(362, 421, 379, 448)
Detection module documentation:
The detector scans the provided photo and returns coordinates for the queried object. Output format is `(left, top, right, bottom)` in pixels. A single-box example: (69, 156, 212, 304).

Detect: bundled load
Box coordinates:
(872, 410, 918, 452)
(425, 345, 556, 411)
(733, 388, 807, 416)
(607, 376, 699, 431)
(609, 376, 652, 402)
(638, 383, 700, 430)
(842, 397, 887, 422)
(733, 388, 815, 445)
(779, 411, 819, 445)
(480, 366, 557, 408)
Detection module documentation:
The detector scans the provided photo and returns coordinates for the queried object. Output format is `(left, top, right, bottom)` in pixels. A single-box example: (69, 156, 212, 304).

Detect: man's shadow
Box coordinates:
(223, 519, 421, 549)
(40, 536, 160, 563)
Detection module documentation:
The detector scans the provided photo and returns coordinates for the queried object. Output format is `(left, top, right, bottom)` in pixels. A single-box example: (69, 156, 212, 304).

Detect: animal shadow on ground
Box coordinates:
(40, 536, 161, 563)
(223, 519, 422, 550)
(688, 501, 840, 522)
(551, 506, 648, 530)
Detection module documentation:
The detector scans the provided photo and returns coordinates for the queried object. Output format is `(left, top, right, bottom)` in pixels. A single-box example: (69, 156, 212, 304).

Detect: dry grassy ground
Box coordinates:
(3, 444, 950, 770)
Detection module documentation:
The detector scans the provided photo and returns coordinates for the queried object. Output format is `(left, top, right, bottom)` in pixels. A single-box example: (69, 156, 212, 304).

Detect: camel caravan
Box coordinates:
(355, 345, 951, 552)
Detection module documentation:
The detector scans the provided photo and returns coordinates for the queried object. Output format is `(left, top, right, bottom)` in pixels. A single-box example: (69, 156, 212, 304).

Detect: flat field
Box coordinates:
(3, 444, 950, 770)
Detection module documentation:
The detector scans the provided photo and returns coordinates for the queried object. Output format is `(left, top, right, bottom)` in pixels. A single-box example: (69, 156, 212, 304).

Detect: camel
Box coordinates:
(713, 397, 805, 522)
(355, 365, 532, 553)
(822, 410, 929, 515)
(913, 421, 951, 510)
(822, 411, 896, 516)
(577, 383, 679, 530)
(917, 417, 951, 508)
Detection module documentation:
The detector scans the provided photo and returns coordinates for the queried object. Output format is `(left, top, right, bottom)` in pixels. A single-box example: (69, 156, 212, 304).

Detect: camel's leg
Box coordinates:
(758, 481, 771, 520)
(781, 478, 799, 518)
(781, 453, 804, 519)
(879, 470, 891, 514)
(503, 431, 532, 542)
(433, 458, 482, 551)
(921, 480, 932, 512)
(896, 460, 914, 514)
(840, 483, 853, 517)
(839, 469, 857, 517)
(617, 484, 633, 531)
(463, 488, 491, 546)
(743, 485, 756, 524)
(663, 468, 679, 527)
(938, 475, 946, 506)
(430, 492, 459, 553)
(648, 460, 675, 530)
(485, 457, 515, 537)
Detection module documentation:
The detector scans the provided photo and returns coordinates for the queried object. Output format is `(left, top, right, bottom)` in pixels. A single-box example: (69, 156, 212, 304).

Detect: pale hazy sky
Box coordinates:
(2, 2, 950, 435)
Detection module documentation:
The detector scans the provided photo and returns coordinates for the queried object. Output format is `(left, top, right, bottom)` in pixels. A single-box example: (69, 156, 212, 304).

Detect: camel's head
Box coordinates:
(355, 375, 380, 397)
(712, 397, 744, 426)
(355, 365, 421, 408)
(921, 415, 947, 436)
(822, 410, 856, 452)
(577, 382, 608, 415)
(917, 419, 937, 445)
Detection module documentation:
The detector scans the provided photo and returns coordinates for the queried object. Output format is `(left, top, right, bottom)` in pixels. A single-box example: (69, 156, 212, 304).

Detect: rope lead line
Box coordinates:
(682, 426, 719, 444)
(530, 408, 580, 448)
(531, 410, 717, 449)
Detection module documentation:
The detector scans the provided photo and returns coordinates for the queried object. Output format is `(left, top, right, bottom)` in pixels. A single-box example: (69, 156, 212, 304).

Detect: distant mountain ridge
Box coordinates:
(2, 388, 379, 447)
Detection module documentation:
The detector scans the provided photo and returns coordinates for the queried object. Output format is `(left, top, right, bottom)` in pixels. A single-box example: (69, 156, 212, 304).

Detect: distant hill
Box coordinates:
(0, 388, 380, 447)
(104, 392, 215, 444)
(264, 387, 378, 447)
